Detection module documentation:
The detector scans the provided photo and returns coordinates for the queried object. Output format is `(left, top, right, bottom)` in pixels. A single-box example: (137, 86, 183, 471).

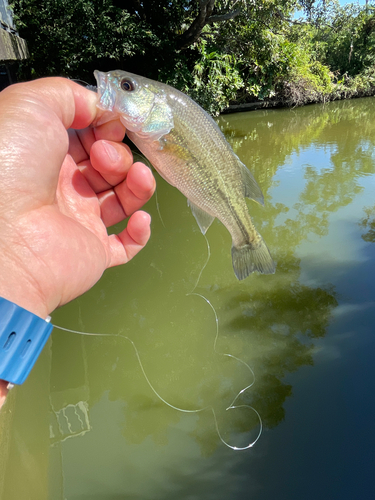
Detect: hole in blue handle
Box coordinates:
(21, 339, 32, 357)
(3, 332, 16, 350)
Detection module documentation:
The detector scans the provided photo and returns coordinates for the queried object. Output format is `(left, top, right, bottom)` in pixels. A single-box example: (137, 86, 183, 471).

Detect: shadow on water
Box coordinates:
(2, 97, 375, 498)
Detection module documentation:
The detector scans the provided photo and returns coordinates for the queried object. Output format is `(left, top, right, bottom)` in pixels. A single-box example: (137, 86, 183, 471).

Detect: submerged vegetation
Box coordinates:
(9, 0, 375, 115)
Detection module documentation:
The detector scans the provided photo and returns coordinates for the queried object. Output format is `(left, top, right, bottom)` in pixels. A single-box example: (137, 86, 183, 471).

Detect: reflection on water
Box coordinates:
(1, 98, 375, 499)
(359, 205, 375, 242)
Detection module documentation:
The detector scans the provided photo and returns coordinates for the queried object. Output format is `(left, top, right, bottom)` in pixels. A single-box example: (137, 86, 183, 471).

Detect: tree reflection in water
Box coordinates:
(359, 206, 375, 242)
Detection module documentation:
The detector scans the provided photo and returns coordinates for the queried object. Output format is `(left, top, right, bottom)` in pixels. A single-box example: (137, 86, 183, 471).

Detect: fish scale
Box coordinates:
(94, 70, 275, 279)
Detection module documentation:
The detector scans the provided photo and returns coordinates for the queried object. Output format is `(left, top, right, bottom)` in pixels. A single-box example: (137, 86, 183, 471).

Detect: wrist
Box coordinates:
(0, 289, 50, 320)
(0, 252, 51, 320)
(0, 379, 8, 408)
(0, 229, 55, 319)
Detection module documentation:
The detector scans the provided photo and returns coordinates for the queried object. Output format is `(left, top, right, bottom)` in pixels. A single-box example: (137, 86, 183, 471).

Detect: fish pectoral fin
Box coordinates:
(139, 99, 174, 141)
(187, 200, 215, 235)
(239, 161, 264, 206)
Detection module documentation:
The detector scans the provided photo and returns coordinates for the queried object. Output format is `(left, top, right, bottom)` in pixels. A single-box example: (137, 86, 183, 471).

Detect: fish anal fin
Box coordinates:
(231, 238, 275, 279)
(188, 200, 215, 235)
(239, 162, 264, 206)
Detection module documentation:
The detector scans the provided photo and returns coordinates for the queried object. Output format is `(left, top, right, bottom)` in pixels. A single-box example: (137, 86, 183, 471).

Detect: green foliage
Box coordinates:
(8, 0, 375, 114)
(10, 0, 193, 80)
(311, 2, 375, 76)
(158, 41, 243, 116)
(189, 41, 244, 115)
(10, 0, 153, 79)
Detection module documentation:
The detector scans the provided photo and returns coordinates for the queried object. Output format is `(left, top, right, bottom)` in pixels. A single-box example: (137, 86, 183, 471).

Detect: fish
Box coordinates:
(94, 70, 275, 279)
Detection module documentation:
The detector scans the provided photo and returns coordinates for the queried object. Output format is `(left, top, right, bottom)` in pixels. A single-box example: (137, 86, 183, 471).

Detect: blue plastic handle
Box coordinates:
(0, 297, 53, 385)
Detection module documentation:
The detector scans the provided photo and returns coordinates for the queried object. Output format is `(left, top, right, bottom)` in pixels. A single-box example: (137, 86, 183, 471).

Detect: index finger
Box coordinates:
(1, 77, 98, 129)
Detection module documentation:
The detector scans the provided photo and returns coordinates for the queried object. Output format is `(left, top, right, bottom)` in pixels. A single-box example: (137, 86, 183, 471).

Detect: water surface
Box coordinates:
(1, 98, 374, 499)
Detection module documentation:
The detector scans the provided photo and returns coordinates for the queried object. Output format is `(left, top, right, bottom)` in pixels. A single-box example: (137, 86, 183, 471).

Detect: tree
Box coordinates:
(10, 0, 375, 114)
(10, 0, 297, 112)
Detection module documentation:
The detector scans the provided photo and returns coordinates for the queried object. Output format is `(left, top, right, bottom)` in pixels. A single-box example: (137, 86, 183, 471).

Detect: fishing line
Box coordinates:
(132, 151, 166, 228)
(190, 233, 211, 291)
(53, 231, 262, 449)
(186, 292, 263, 449)
(54, 300, 262, 451)
(184, 232, 263, 448)
(70, 79, 97, 92)
(154, 188, 166, 229)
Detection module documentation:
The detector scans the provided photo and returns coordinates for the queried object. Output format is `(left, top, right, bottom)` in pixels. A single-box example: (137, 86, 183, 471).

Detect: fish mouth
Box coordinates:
(94, 70, 115, 112)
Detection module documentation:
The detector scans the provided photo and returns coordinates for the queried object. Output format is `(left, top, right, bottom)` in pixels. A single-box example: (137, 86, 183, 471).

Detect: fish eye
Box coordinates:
(121, 78, 135, 92)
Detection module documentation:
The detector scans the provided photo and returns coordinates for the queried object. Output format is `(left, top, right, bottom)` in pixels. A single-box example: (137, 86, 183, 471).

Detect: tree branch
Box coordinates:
(177, 0, 216, 50)
(208, 9, 241, 23)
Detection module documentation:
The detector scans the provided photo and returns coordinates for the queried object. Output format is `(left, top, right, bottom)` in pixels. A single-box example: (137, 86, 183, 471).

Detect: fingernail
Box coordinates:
(102, 141, 120, 162)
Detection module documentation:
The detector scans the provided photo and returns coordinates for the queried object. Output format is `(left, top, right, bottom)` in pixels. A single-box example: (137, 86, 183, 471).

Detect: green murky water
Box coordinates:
(1, 98, 375, 500)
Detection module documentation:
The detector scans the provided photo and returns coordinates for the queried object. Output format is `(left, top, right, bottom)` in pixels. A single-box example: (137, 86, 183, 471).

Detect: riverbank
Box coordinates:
(224, 73, 375, 114)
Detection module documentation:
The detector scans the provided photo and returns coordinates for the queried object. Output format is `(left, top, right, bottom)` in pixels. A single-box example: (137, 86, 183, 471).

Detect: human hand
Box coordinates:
(0, 77, 155, 317)
(0, 77, 155, 399)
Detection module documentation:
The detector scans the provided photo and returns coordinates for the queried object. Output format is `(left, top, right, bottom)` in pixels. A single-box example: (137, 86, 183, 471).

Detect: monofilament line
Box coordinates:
(53, 314, 262, 450)
(53, 233, 262, 450)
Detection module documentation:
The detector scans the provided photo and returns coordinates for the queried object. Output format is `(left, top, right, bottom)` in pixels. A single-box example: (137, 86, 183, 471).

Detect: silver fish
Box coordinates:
(94, 70, 275, 279)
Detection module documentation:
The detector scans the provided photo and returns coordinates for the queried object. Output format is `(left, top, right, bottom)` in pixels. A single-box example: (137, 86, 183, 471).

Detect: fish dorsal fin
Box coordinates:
(187, 200, 215, 235)
(239, 161, 264, 206)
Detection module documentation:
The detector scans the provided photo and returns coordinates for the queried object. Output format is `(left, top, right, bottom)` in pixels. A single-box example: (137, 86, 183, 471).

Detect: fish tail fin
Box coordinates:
(231, 239, 276, 280)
